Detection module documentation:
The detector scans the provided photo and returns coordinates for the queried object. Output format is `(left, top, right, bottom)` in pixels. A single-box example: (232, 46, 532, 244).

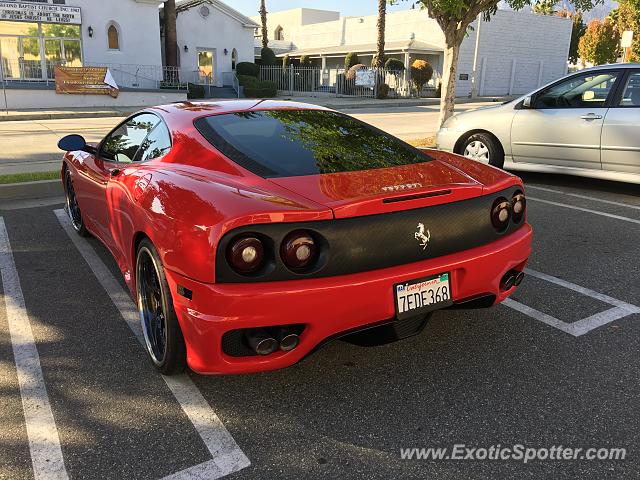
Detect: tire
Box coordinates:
(136, 239, 187, 375)
(64, 169, 89, 237)
(461, 133, 504, 168)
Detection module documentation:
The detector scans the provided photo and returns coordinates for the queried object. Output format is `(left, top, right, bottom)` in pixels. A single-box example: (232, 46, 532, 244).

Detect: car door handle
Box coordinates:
(580, 113, 603, 120)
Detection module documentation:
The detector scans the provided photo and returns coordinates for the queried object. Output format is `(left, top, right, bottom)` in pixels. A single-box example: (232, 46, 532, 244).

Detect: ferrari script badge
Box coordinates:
(414, 223, 431, 250)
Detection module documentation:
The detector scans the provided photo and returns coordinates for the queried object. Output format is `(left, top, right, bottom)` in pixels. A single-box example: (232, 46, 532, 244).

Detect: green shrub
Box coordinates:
(410, 59, 434, 95)
(244, 79, 277, 98)
(299, 55, 311, 66)
(384, 58, 405, 72)
(261, 47, 278, 66)
(376, 83, 390, 99)
(236, 62, 259, 77)
(237, 75, 259, 87)
(344, 52, 360, 71)
(187, 83, 205, 99)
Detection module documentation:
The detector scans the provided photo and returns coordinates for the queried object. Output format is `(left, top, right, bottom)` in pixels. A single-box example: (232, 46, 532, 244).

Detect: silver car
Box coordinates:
(436, 64, 640, 184)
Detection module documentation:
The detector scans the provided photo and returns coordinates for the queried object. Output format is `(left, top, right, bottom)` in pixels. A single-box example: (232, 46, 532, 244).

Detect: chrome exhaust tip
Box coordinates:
(514, 271, 525, 286)
(245, 328, 278, 355)
(278, 332, 300, 352)
(501, 271, 516, 291)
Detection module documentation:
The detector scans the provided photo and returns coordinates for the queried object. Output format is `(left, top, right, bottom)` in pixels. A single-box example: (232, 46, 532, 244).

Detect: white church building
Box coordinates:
(0, 0, 256, 109)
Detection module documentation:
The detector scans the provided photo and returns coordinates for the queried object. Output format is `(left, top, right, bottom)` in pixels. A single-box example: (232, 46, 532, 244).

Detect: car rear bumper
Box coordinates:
(165, 224, 532, 374)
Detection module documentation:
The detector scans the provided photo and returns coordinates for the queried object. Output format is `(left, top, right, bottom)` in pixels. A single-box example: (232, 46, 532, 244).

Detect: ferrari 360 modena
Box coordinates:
(58, 100, 532, 375)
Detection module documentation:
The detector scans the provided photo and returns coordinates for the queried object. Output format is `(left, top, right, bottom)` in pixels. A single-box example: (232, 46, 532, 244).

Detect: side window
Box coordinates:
(136, 122, 172, 162)
(534, 72, 619, 109)
(618, 72, 640, 107)
(100, 114, 160, 163)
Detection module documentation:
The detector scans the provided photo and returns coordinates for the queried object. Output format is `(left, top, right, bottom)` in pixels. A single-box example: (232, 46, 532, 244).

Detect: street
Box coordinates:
(1, 172, 639, 479)
(0, 102, 492, 175)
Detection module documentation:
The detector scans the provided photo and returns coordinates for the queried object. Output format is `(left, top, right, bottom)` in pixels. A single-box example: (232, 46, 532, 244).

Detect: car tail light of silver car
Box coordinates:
(491, 197, 512, 232)
(281, 230, 317, 271)
(511, 192, 526, 223)
(226, 236, 265, 273)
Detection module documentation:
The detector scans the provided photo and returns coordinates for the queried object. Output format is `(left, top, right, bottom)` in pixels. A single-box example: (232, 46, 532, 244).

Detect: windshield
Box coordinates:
(194, 109, 431, 178)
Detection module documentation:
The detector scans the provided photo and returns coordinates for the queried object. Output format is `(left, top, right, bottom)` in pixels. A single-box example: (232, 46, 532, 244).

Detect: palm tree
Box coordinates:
(164, 0, 178, 82)
(259, 0, 268, 49)
(374, 0, 386, 67)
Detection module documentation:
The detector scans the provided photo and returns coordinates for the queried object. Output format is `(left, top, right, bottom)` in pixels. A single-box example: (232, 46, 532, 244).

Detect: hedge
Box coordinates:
(261, 47, 278, 66)
(244, 80, 277, 98)
(187, 83, 205, 99)
(235, 62, 259, 77)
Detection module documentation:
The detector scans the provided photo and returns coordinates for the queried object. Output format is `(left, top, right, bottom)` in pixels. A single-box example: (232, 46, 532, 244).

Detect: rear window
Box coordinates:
(194, 109, 431, 178)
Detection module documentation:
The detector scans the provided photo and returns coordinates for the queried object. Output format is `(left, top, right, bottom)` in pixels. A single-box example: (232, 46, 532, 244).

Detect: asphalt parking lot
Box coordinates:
(1, 172, 639, 480)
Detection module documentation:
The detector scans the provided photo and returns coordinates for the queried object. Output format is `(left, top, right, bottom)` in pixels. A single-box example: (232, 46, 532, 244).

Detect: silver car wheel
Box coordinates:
(463, 140, 490, 164)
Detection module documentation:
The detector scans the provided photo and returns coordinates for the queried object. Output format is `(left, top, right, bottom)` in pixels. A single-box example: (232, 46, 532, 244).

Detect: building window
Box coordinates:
(274, 25, 284, 41)
(231, 48, 238, 70)
(107, 24, 120, 50)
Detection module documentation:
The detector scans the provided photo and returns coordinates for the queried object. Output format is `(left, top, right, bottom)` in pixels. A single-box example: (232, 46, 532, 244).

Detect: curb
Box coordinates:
(0, 179, 63, 201)
(0, 109, 135, 122)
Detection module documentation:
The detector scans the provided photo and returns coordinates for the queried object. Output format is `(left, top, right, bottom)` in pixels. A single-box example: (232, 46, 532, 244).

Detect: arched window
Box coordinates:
(274, 25, 284, 41)
(231, 48, 238, 70)
(107, 24, 120, 50)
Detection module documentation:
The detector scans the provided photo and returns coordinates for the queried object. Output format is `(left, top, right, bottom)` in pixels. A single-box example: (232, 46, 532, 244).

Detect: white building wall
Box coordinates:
(177, 6, 255, 86)
(456, 10, 572, 97)
(65, 0, 165, 69)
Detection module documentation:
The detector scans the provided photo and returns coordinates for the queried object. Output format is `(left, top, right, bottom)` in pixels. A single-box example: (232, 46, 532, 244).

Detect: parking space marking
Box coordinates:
(527, 185, 640, 211)
(54, 210, 250, 479)
(528, 197, 640, 225)
(504, 268, 640, 337)
(0, 218, 69, 480)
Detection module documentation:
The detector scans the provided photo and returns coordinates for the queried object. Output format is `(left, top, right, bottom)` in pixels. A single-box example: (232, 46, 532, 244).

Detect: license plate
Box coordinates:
(394, 273, 453, 320)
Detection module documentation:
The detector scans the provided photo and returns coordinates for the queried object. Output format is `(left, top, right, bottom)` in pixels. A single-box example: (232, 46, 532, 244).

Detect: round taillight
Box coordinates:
(226, 236, 264, 273)
(281, 230, 317, 271)
(491, 197, 511, 232)
(511, 192, 526, 223)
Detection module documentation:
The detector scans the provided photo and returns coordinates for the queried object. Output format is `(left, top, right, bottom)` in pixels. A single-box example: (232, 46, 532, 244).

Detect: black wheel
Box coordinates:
(64, 169, 88, 236)
(462, 133, 504, 169)
(136, 239, 186, 375)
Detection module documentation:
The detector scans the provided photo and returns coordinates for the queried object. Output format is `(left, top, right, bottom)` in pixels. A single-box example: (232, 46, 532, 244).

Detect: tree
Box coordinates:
(374, 0, 387, 67)
(259, 0, 268, 49)
(164, 0, 178, 71)
(392, 0, 601, 127)
(385, 58, 406, 72)
(410, 59, 433, 95)
(533, 0, 558, 15)
(557, 9, 587, 64)
(616, 0, 640, 62)
(261, 47, 277, 65)
(578, 18, 620, 65)
(344, 52, 360, 71)
(282, 54, 290, 69)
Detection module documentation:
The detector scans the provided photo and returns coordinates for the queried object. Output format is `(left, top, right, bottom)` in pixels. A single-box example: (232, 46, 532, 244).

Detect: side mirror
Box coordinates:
(57, 134, 87, 152)
(522, 96, 532, 109)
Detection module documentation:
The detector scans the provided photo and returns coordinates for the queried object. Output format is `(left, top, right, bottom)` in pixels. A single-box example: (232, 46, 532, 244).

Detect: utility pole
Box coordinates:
(470, 13, 482, 98)
(0, 56, 7, 114)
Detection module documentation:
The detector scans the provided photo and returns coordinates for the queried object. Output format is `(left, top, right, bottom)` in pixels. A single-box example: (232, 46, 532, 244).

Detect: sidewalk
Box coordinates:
(0, 95, 511, 122)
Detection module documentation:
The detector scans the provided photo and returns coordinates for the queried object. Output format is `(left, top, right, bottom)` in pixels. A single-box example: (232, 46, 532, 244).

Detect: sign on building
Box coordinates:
(55, 67, 119, 98)
(0, 2, 82, 25)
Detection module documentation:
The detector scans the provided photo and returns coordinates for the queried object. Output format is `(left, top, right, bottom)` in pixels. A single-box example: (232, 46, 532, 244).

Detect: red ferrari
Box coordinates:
(58, 100, 532, 375)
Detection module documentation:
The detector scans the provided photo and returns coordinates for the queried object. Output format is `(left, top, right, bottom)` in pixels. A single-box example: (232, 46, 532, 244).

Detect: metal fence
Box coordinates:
(259, 66, 439, 98)
(0, 58, 185, 90)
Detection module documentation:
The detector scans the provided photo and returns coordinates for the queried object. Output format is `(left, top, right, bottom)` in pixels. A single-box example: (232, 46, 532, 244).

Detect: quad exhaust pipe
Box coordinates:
(245, 327, 300, 355)
(501, 269, 525, 291)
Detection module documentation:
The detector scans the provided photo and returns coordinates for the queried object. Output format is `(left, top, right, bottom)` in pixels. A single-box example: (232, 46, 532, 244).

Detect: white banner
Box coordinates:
(0, 2, 81, 25)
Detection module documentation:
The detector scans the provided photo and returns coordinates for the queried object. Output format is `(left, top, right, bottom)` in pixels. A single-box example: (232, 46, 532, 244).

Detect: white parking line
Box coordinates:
(0, 218, 69, 480)
(504, 268, 640, 337)
(528, 197, 640, 225)
(527, 185, 640, 211)
(54, 209, 250, 480)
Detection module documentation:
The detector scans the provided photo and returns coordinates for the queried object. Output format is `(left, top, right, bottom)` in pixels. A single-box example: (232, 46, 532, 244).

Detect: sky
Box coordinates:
(230, 0, 415, 19)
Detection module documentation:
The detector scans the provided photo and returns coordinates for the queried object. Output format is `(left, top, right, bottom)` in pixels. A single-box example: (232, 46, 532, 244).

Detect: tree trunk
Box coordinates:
(374, 0, 386, 67)
(164, 0, 178, 81)
(259, 0, 268, 49)
(438, 32, 463, 128)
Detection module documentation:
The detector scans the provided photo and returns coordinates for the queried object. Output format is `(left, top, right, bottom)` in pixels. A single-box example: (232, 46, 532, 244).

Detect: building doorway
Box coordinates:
(197, 49, 214, 85)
